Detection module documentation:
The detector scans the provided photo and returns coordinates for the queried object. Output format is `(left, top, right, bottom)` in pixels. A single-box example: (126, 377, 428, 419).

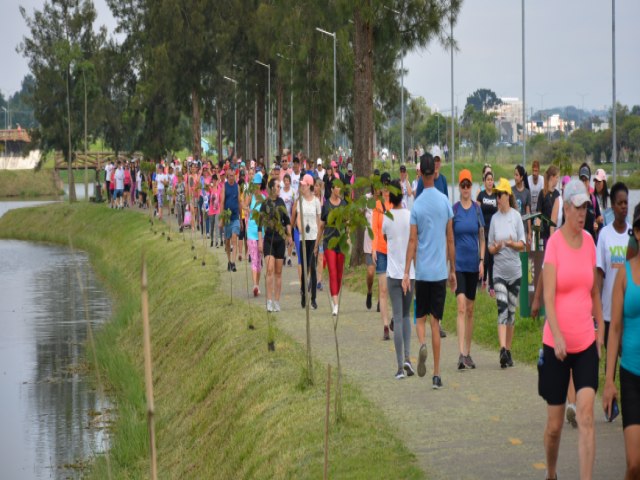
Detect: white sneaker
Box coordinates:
(332, 304, 339, 316)
(273, 301, 281, 312)
(266, 300, 273, 312)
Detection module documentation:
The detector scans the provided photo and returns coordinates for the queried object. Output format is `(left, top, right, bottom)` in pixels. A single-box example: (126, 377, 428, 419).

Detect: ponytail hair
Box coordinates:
(543, 165, 559, 196)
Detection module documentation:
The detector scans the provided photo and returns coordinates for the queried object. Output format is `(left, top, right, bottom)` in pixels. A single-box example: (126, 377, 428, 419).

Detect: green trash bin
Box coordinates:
(519, 212, 554, 318)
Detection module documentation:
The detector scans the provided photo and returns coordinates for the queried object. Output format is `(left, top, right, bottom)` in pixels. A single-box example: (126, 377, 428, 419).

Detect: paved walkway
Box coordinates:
(213, 247, 625, 479)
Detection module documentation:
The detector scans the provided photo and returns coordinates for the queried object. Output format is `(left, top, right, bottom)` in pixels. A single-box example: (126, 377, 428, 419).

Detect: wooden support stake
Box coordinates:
(324, 364, 331, 480)
(141, 259, 158, 480)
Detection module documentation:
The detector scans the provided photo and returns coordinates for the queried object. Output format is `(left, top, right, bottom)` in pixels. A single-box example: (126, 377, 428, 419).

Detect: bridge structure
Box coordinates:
(53, 151, 141, 171)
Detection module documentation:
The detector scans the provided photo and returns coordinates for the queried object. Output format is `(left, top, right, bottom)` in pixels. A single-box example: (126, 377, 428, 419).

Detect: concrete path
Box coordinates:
(214, 248, 626, 479)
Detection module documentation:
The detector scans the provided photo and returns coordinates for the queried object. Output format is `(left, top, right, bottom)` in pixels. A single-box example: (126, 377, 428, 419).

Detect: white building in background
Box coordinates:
(487, 97, 523, 144)
(526, 114, 576, 137)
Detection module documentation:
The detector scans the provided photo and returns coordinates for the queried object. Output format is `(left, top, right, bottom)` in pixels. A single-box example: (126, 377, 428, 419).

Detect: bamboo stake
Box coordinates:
(141, 259, 158, 480)
(324, 364, 331, 480)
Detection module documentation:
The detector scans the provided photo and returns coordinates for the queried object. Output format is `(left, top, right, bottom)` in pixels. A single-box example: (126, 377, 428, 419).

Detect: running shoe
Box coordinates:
(395, 369, 405, 380)
(499, 347, 508, 369)
(403, 361, 415, 377)
(238, 255, 242, 262)
(311, 300, 318, 310)
(566, 403, 577, 428)
(457, 354, 466, 370)
(376, 301, 380, 312)
(432, 375, 443, 389)
(417, 344, 428, 378)
(231, 263, 237, 272)
(273, 301, 281, 312)
(253, 286, 259, 297)
(287, 258, 292, 267)
(317, 282, 323, 291)
(439, 325, 447, 338)
(383, 326, 390, 341)
(389, 318, 394, 332)
(464, 355, 476, 369)
(227, 262, 231, 272)
(301, 294, 306, 308)
(266, 300, 274, 312)
(506, 350, 514, 367)
(332, 304, 338, 317)
(366, 292, 372, 310)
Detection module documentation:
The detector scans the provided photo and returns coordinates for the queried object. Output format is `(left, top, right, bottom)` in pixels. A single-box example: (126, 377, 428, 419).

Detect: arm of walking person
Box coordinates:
(591, 266, 605, 357)
(543, 263, 566, 360)
(531, 272, 544, 319)
(549, 197, 559, 236)
(219, 187, 226, 227)
(603, 269, 625, 417)
(446, 219, 457, 292)
(403, 225, 417, 294)
(506, 218, 526, 252)
(478, 226, 485, 280)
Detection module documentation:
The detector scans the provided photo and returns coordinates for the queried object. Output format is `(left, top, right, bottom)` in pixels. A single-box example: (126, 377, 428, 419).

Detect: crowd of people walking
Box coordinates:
(103, 150, 640, 479)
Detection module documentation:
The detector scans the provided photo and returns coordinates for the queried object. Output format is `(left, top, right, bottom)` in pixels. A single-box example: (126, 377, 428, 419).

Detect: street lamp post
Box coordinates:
(450, 15, 455, 204)
(612, 0, 617, 182)
(277, 53, 294, 155)
(522, 0, 526, 171)
(316, 27, 337, 154)
(255, 60, 271, 169)
(223, 76, 238, 155)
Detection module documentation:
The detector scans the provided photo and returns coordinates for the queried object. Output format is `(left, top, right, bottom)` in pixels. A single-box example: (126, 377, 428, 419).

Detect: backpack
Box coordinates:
(453, 200, 483, 230)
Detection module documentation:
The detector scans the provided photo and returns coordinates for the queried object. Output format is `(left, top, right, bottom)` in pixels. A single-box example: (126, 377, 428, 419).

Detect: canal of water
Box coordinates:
(0, 201, 112, 479)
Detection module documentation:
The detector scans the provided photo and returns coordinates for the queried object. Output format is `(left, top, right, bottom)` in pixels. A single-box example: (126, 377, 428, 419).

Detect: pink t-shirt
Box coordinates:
(542, 229, 597, 353)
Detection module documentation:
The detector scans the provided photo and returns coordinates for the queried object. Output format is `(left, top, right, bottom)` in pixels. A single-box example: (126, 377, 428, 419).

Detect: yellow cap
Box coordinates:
(494, 177, 512, 195)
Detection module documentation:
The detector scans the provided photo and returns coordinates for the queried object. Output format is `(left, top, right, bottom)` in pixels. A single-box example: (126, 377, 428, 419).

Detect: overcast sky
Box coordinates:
(2, 0, 639, 114)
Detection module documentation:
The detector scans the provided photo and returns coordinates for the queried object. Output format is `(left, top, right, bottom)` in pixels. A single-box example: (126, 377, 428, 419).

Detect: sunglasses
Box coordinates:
(460, 182, 471, 189)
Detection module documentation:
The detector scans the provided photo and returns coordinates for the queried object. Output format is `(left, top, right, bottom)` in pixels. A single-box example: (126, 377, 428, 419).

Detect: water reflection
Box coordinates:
(0, 239, 111, 479)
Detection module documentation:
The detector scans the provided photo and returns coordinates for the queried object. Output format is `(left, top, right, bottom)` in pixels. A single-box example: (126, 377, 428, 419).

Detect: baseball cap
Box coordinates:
(494, 178, 512, 196)
(399, 164, 407, 172)
(380, 172, 391, 185)
(431, 145, 442, 160)
(419, 152, 435, 176)
(253, 172, 263, 184)
(331, 160, 338, 168)
(273, 163, 281, 170)
(594, 168, 607, 182)
(300, 174, 314, 186)
(458, 169, 472, 185)
(563, 179, 591, 207)
(317, 158, 323, 165)
(347, 163, 353, 172)
(579, 164, 591, 180)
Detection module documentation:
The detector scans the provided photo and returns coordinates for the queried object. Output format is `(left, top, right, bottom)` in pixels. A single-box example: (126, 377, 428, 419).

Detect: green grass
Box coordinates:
(0, 169, 64, 197)
(0, 204, 425, 480)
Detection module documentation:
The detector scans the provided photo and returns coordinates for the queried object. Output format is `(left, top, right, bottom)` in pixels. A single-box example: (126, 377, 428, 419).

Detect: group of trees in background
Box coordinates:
(16, 0, 461, 184)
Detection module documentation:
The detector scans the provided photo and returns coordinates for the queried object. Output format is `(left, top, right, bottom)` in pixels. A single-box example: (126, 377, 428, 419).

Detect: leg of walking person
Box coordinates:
(544, 405, 565, 480)
(376, 251, 390, 339)
(274, 257, 284, 305)
(624, 425, 640, 480)
(430, 315, 442, 379)
(365, 256, 375, 310)
(388, 277, 405, 377)
(505, 278, 520, 367)
(401, 281, 414, 373)
(456, 279, 467, 368)
(265, 255, 275, 305)
(576, 386, 596, 480)
(305, 240, 317, 307)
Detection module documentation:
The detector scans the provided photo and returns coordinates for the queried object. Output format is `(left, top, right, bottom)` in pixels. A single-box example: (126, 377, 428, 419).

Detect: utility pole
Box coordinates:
(522, 0, 527, 170)
(612, 0, 617, 182)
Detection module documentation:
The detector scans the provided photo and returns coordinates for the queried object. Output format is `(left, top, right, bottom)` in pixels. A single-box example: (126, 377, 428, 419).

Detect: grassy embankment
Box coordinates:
(0, 169, 63, 197)
(0, 203, 424, 479)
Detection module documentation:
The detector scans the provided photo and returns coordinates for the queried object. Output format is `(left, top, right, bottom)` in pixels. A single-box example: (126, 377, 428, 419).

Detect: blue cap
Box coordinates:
(253, 172, 263, 185)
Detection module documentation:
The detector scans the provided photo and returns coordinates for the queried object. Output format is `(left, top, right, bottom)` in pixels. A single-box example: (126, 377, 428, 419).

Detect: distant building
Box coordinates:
(526, 114, 575, 137)
(592, 122, 609, 133)
(488, 97, 523, 144)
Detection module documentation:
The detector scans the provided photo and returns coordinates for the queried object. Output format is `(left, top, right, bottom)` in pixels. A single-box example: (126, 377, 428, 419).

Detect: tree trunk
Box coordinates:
(192, 88, 202, 160)
(66, 68, 76, 203)
(350, 5, 374, 267)
(310, 118, 321, 162)
(216, 102, 223, 165)
(257, 90, 265, 162)
(277, 80, 283, 159)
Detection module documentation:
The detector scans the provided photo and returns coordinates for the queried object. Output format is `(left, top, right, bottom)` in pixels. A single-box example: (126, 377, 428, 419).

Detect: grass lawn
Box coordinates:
(0, 204, 425, 480)
(0, 169, 63, 197)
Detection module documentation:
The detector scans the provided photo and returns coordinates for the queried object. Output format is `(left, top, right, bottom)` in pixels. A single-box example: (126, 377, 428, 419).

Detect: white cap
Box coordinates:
(317, 158, 323, 165)
(431, 146, 442, 159)
(563, 179, 591, 207)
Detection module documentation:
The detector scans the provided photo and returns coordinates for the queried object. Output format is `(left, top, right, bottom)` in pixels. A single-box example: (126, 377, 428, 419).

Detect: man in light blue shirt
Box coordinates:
(403, 152, 456, 389)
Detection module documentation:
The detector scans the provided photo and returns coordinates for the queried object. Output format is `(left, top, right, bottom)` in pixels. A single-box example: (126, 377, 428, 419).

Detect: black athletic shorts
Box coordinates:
(263, 237, 286, 260)
(415, 280, 447, 320)
(538, 341, 599, 405)
(620, 365, 640, 429)
(455, 271, 479, 301)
